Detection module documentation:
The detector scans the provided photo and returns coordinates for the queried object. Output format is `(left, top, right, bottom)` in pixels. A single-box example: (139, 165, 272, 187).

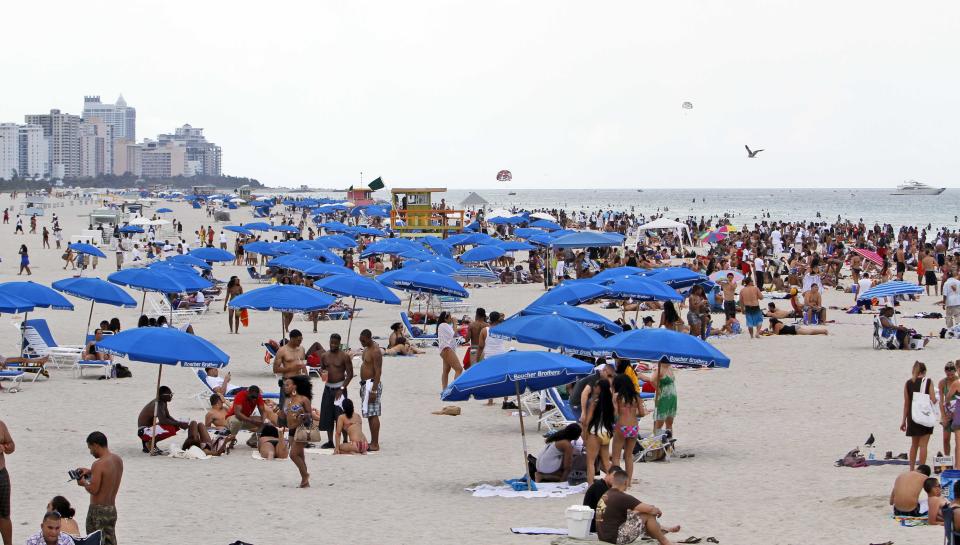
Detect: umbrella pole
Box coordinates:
(84, 301, 95, 345)
(19, 312, 27, 357)
(345, 298, 357, 349)
(149, 365, 164, 455)
(516, 382, 533, 491)
(140, 292, 146, 316)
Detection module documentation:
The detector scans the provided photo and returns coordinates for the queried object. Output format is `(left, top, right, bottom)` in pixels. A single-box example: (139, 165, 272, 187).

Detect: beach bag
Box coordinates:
(835, 448, 867, 468)
(293, 424, 323, 443)
(114, 364, 132, 378)
(239, 308, 249, 327)
(912, 378, 939, 427)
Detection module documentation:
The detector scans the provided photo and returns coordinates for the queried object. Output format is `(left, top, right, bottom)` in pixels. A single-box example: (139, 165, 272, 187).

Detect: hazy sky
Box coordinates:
(4, 1, 959, 189)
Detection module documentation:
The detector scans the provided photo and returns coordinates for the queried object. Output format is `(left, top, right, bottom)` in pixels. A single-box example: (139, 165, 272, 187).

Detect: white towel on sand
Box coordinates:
(466, 482, 588, 498)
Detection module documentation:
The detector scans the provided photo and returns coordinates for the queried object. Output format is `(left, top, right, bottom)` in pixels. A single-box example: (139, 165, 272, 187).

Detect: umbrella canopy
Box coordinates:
(156, 207, 173, 213)
(451, 267, 499, 283)
(700, 230, 727, 244)
(316, 235, 357, 249)
(460, 246, 506, 263)
(858, 280, 924, 301)
(97, 328, 229, 368)
(272, 225, 300, 234)
(166, 254, 212, 270)
(377, 269, 469, 298)
(224, 225, 254, 236)
(0, 293, 35, 313)
(853, 248, 883, 267)
(108, 268, 212, 294)
(602, 276, 683, 301)
(119, 225, 144, 234)
(639, 268, 711, 290)
(51, 278, 137, 307)
(188, 247, 235, 262)
(548, 231, 621, 249)
(68, 243, 107, 258)
(229, 285, 336, 312)
(708, 269, 744, 283)
(520, 304, 622, 336)
(592, 266, 649, 281)
(245, 222, 273, 231)
(491, 314, 607, 355)
(313, 274, 401, 304)
(243, 241, 286, 257)
(442, 351, 593, 401)
(603, 329, 731, 368)
(405, 259, 462, 274)
(530, 282, 611, 306)
(0, 281, 73, 310)
(497, 240, 535, 252)
(529, 219, 562, 231)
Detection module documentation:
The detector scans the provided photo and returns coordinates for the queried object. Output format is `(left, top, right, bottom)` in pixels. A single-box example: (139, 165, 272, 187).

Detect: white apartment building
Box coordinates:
(18, 125, 48, 178)
(0, 123, 18, 180)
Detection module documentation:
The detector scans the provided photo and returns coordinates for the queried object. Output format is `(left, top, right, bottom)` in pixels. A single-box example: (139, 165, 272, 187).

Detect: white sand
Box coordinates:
(0, 192, 948, 544)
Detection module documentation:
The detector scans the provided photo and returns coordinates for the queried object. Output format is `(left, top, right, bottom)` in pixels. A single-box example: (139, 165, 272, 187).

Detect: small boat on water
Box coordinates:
(508, 192, 516, 196)
(891, 180, 945, 195)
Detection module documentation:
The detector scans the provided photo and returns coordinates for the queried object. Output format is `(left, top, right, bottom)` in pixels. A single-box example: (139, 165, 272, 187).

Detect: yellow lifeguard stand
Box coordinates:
(390, 187, 465, 238)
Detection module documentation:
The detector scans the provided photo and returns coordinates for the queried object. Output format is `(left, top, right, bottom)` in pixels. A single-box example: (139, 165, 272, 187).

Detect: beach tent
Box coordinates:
(636, 217, 693, 246)
(460, 192, 489, 207)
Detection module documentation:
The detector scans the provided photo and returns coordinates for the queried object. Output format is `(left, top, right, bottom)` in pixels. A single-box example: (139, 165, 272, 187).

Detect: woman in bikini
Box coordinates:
(386, 322, 423, 355)
(767, 317, 828, 335)
(334, 399, 369, 454)
(582, 378, 614, 485)
(258, 401, 289, 460)
(181, 421, 229, 456)
(611, 373, 644, 487)
(284, 375, 313, 487)
(223, 276, 244, 334)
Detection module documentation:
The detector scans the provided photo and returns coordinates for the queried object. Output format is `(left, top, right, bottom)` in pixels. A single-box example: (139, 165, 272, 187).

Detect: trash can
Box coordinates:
(565, 504, 594, 539)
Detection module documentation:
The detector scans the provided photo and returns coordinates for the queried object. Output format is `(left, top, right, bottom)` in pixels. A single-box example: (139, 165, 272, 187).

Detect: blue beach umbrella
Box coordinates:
(97, 327, 230, 452)
(243, 241, 285, 257)
(52, 277, 137, 344)
(108, 268, 213, 316)
(640, 267, 711, 290)
(156, 207, 173, 213)
(0, 281, 73, 311)
(497, 240, 535, 252)
(490, 314, 607, 356)
(224, 225, 254, 236)
(529, 282, 611, 306)
(119, 225, 144, 234)
(377, 269, 469, 298)
(316, 235, 357, 249)
(188, 247, 235, 262)
(591, 266, 649, 281)
(272, 225, 300, 234)
(166, 255, 212, 270)
(313, 274, 401, 346)
(440, 351, 594, 488)
(0, 293, 34, 314)
(460, 245, 506, 263)
(858, 280, 925, 302)
(603, 328, 731, 368)
(405, 259, 462, 274)
(548, 231, 622, 249)
(68, 243, 107, 258)
(229, 284, 335, 338)
(530, 219, 562, 231)
(601, 276, 683, 302)
(244, 222, 272, 232)
(520, 304, 622, 336)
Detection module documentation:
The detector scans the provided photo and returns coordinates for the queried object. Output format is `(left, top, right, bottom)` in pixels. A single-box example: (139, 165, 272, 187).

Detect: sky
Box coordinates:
(3, 1, 959, 189)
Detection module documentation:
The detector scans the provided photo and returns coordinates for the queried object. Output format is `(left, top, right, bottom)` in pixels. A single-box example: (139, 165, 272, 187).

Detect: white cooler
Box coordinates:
(565, 504, 594, 539)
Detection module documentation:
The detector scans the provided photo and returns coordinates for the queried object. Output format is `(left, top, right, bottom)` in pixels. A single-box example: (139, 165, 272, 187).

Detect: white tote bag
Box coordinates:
(912, 378, 939, 428)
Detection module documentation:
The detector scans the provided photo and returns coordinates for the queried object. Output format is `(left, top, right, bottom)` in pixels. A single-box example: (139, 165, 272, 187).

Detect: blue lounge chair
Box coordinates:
(196, 369, 280, 405)
(400, 312, 437, 346)
(21, 319, 83, 368)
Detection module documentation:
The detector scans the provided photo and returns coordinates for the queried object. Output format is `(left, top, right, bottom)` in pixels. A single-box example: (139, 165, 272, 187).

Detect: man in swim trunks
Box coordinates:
(136, 386, 189, 454)
(77, 432, 122, 545)
(890, 464, 931, 517)
(0, 419, 13, 545)
(358, 329, 383, 451)
(721, 272, 737, 319)
(467, 308, 487, 367)
(802, 283, 826, 323)
(273, 329, 307, 411)
(895, 247, 906, 280)
(318, 333, 353, 448)
(922, 250, 939, 296)
(738, 276, 764, 339)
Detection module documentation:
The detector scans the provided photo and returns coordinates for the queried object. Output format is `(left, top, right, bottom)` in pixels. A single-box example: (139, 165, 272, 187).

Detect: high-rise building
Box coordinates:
(82, 95, 136, 141)
(140, 140, 186, 178)
(157, 124, 221, 176)
(25, 109, 81, 179)
(112, 138, 141, 177)
(0, 123, 19, 180)
(18, 125, 48, 178)
(78, 118, 112, 178)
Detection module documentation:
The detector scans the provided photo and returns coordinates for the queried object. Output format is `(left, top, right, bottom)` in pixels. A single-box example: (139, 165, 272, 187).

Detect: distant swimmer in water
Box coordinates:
(745, 145, 764, 158)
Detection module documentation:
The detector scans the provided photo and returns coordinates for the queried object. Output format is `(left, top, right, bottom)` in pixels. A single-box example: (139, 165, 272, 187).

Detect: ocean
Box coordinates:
(268, 188, 960, 229)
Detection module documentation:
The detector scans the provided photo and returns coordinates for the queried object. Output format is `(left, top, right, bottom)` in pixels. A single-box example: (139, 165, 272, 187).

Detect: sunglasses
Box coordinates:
(947, 368, 957, 372)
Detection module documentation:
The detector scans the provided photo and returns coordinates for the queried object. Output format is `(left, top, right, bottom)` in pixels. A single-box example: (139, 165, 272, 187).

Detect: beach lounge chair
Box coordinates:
(20, 320, 83, 368)
(0, 370, 24, 392)
(400, 312, 438, 347)
(873, 316, 899, 350)
(247, 266, 270, 283)
(539, 387, 579, 432)
(195, 369, 279, 407)
(148, 294, 199, 327)
(74, 358, 112, 379)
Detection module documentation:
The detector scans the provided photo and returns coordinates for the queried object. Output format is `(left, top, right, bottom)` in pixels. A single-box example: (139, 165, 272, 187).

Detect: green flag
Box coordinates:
(368, 177, 384, 191)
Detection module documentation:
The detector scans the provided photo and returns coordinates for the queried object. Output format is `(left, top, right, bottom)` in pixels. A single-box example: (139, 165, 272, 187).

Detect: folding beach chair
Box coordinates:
(247, 266, 270, 283)
(633, 430, 676, 463)
(944, 504, 960, 545)
(0, 370, 24, 392)
(20, 320, 82, 370)
(873, 316, 899, 350)
(71, 529, 102, 545)
(195, 369, 280, 408)
(539, 387, 579, 432)
(400, 312, 437, 347)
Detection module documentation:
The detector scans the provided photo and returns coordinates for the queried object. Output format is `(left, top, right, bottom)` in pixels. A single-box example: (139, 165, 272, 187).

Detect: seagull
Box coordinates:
(745, 145, 764, 158)
(864, 433, 875, 446)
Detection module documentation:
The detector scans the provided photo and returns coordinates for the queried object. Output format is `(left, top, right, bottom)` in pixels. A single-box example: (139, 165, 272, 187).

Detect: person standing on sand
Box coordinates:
(223, 276, 243, 334)
(721, 272, 737, 320)
(0, 419, 13, 545)
(437, 312, 462, 391)
(922, 250, 939, 296)
(358, 329, 382, 451)
(467, 308, 487, 368)
(42, 226, 50, 249)
(738, 276, 763, 338)
(318, 333, 352, 449)
(284, 376, 313, 488)
(940, 362, 959, 468)
(903, 361, 936, 471)
(76, 432, 122, 545)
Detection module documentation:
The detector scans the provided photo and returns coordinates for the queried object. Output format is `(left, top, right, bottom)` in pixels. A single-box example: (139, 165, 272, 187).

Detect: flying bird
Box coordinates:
(864, 433, 875, 447)
(745, 145, 764, 158)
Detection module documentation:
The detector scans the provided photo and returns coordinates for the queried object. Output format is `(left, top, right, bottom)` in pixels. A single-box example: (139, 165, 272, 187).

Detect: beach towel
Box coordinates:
(169, 446, 210, 460)
(466, 481, 587, 498)
(506, 478, 537, 491)
(865, 459, 911, 466)
(510, 528, 568, 535)
(891, 514, 928, 527)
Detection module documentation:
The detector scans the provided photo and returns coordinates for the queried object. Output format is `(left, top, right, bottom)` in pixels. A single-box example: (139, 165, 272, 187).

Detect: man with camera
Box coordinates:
(75, 431, 122, 545)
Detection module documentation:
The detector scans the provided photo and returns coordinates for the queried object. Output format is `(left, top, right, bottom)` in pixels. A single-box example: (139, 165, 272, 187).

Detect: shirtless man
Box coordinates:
(738, 276, 764, 339)
(204, 394, 229, 434)
(273, 329, 307, 410)
(136, 386, 189, 454)
(925, 478, 948, 525)
(922, 250, 939, 296)
(0, 419, 13, 545)
(76, 432, 122, 545)
(721, 273, 737, 319)
(895, 246, 906, 281)
(467, 308, 488, 366)
(764, 302, 793, 319)
(802, 283, 826, 323)
(890, 465, 931, 517)
(319, 333, 353, 448)
(849, 252, 863, 285)
(358, 329, 383, 451)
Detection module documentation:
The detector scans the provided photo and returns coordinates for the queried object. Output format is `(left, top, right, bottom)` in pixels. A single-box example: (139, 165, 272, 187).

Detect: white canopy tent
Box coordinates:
(637, 217, 693, 246)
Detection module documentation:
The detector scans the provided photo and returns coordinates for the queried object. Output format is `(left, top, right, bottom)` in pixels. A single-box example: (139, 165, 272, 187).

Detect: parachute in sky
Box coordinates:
(681, 101, 693, 110)
(496, 170, 512, 182)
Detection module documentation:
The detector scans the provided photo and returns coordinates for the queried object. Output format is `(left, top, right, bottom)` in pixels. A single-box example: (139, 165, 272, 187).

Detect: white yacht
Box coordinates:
(891, 180, 945, 195)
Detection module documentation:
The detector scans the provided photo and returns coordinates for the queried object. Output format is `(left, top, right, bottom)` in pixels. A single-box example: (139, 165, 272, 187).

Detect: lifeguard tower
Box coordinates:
(347, 187, 375, 207)
(389, 188, 465, 238)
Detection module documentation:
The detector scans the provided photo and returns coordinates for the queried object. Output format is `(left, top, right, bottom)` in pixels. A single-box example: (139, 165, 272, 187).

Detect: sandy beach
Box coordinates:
(0, 192, 951, 545)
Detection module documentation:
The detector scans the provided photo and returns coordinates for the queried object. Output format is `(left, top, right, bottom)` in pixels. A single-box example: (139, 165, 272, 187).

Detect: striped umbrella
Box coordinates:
(852, 248, 883, 267)
(452, 267, 499, 283)
(857, 280, 924, 301)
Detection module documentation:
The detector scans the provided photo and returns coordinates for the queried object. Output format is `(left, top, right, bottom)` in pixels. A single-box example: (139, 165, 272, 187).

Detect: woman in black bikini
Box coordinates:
(767, 318, 828, 336)
(284, 375, 313, 488)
